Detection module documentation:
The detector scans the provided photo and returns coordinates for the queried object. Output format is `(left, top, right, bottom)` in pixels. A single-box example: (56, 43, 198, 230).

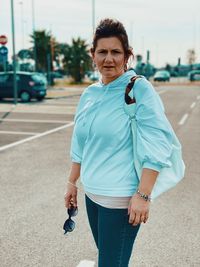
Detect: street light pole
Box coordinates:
(19, 1, 25, 49)
(92, 0, 95, 34)
(11, 0, 18, 105)
(130, 21, 134, 47)
(32, 0, 37, 71)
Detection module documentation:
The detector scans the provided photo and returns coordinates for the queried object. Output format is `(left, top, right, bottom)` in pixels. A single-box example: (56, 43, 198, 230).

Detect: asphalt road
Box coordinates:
(0, 84, 200, 267)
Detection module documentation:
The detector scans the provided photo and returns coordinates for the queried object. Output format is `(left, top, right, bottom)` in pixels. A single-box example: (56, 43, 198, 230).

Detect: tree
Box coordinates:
(54, 42, 69, 71)
(30, 30, 53, 72)
(165, 63, 172, 72)
(62, 37, 92, 82)
(187, 49, 196, 65)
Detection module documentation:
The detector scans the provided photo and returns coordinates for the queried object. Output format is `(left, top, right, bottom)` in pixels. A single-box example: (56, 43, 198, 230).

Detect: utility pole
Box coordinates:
(51, 37, 54, 70)
(19, 1, 25, 49)
(130, 21, 134, 47)
(92, 0, 95, 34)
(11, 0, 18, 105)
(32, 0, 37, 71)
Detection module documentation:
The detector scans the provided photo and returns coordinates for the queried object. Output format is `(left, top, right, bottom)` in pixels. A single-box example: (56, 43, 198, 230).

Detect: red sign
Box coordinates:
(0, 35, 8, 45)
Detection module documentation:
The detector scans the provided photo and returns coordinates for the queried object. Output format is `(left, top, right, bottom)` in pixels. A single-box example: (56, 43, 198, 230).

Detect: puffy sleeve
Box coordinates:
(134, 78, 174, 172)
(70, 128, 82, 163)
(70, 94, 84, 164)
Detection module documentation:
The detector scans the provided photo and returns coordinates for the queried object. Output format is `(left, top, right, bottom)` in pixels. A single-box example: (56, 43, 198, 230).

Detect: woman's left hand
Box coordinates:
(128, 194, 150, 226)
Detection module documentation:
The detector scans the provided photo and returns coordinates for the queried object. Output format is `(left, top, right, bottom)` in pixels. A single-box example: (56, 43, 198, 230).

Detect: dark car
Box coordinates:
(50, 71, 63, 79)
(170, 70, 179, 77)
(188, 70, 200, 81)
(0, 71, 47, 102)
(153, 70, 170, 82)
(89, 71, 100, 82)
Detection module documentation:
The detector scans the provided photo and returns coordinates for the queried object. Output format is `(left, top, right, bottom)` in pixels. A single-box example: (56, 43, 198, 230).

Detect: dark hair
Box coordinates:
(91, 18, 133, 60)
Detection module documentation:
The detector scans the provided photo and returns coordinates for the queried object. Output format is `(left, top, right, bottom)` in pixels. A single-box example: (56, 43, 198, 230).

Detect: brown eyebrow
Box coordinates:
(96, 49, 107, 52)
(112, 49, 122, 52)
(96, 48, 122, 52)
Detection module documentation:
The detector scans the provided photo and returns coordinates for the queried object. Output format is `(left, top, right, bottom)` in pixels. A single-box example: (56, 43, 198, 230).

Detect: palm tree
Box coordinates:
(187, 49, 196, 65)
(62, 37, 92, 82)
(54, 42, 69, 72)
(30, 30, 53, 72)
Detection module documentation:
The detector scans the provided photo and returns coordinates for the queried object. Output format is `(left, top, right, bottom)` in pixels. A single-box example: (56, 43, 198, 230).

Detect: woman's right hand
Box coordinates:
(64, 183, 78, 209)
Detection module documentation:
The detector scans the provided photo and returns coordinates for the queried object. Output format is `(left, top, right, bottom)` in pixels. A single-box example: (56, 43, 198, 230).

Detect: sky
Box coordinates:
(1, 0, 200, 67)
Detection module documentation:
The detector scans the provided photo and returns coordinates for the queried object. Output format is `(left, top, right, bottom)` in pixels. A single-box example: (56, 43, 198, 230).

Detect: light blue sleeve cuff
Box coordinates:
(70, 154, 82, 164)
(71, 159, 81, 164)
(142, 162, 162, 172)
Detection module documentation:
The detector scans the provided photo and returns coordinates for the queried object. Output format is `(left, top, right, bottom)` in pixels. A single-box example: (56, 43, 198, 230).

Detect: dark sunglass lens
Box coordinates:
(68, 206, 78, 217)
(63, 219, 75, 234)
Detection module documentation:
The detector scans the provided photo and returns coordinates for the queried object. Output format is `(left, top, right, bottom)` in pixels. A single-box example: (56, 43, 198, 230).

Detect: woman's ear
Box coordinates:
(90, 49, 96, 69)
(124, 56, 129, 71)
(124, 57, 128, 65)
(90, 48, 95, 60)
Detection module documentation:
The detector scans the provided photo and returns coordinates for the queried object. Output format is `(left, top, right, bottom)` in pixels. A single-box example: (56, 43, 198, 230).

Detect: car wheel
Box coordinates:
(20, 91, 31, 102)
(36, 96, 45, 101)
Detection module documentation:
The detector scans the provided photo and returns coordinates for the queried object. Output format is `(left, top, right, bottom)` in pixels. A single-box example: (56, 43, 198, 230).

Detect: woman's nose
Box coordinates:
(104, 53, 113, 62)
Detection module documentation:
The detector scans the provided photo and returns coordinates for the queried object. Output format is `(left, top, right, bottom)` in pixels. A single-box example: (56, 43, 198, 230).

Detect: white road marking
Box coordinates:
(197, 95, 200, 100)
(0, 130, 38, 135)
(190, 102, 196, 109)
(0, 104, 75, 115)
(0, 118, 71, 124)
(158, 90, 167, 95)
(0, 109, 74, 115)
(76, 260, 95, 267)
(0, 122, 74, 152)
(178, 113, 189, 125)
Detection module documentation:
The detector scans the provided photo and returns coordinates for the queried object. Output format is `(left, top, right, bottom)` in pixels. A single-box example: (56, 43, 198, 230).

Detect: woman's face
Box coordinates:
(92, 37, 127, 84)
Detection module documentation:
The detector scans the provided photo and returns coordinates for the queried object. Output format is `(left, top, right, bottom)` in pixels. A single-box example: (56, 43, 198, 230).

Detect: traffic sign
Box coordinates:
(0, 35, 8, 45)
(0, 46, 8, 56)
(0, 46, 8, 63)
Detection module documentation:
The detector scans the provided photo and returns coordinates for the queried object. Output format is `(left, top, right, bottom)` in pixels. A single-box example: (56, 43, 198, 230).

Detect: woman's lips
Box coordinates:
(103, 66, 114, 68)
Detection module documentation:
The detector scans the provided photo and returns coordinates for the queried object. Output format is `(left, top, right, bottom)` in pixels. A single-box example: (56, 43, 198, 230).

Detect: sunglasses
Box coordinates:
(63, 206, 78, 235)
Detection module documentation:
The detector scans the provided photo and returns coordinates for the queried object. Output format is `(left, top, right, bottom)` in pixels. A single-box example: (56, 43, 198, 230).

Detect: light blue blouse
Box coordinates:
(70, 69, 173, 197)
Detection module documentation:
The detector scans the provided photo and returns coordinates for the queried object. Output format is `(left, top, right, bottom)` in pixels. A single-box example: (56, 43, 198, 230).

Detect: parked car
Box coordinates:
(170, 70, 179, 77)
(0, 71, 47, 102)
(153, 70, 170, 82)
(89, 71, 100, 82)
(50, 71, 64, 79)
(188, 70, 200, 81)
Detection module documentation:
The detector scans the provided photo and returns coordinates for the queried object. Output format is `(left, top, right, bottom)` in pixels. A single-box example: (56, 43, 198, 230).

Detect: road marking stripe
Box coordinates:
(0, 118, 71, 124)
(76, 260, 95, 267)
(0, 108, 74, 115)
(197, 95, 200, 100)
(0, 130, 38, 135)
(190, 102, 196, 109)
(158, 90, 167, 95)
(12, 111, 73, 115)
(178, 113, 189, 125)
(0, 122, 74, 152)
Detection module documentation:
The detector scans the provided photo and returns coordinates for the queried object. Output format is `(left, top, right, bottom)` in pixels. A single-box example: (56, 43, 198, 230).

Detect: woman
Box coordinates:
(64, 18, 174, 266)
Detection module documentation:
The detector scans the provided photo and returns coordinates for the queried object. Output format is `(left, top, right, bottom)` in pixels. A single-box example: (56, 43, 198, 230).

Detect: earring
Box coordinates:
(124, 64, 128, 71)
(92, 61, 97, 70)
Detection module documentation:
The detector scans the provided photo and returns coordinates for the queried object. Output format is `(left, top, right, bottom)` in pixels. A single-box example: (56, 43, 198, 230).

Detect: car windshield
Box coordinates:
(155, 71, 169, 76)
(0, 75, 9, 82)
(158, 71, 167, 74)
(31, 74, 47, 84)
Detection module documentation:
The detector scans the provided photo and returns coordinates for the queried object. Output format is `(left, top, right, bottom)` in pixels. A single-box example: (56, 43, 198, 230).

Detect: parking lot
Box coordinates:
(0, 84, 200, 267)
(0, 87, 84, 150)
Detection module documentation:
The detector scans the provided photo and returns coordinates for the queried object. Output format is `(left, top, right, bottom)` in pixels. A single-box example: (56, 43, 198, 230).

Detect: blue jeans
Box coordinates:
(85, 194, 140, 267)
